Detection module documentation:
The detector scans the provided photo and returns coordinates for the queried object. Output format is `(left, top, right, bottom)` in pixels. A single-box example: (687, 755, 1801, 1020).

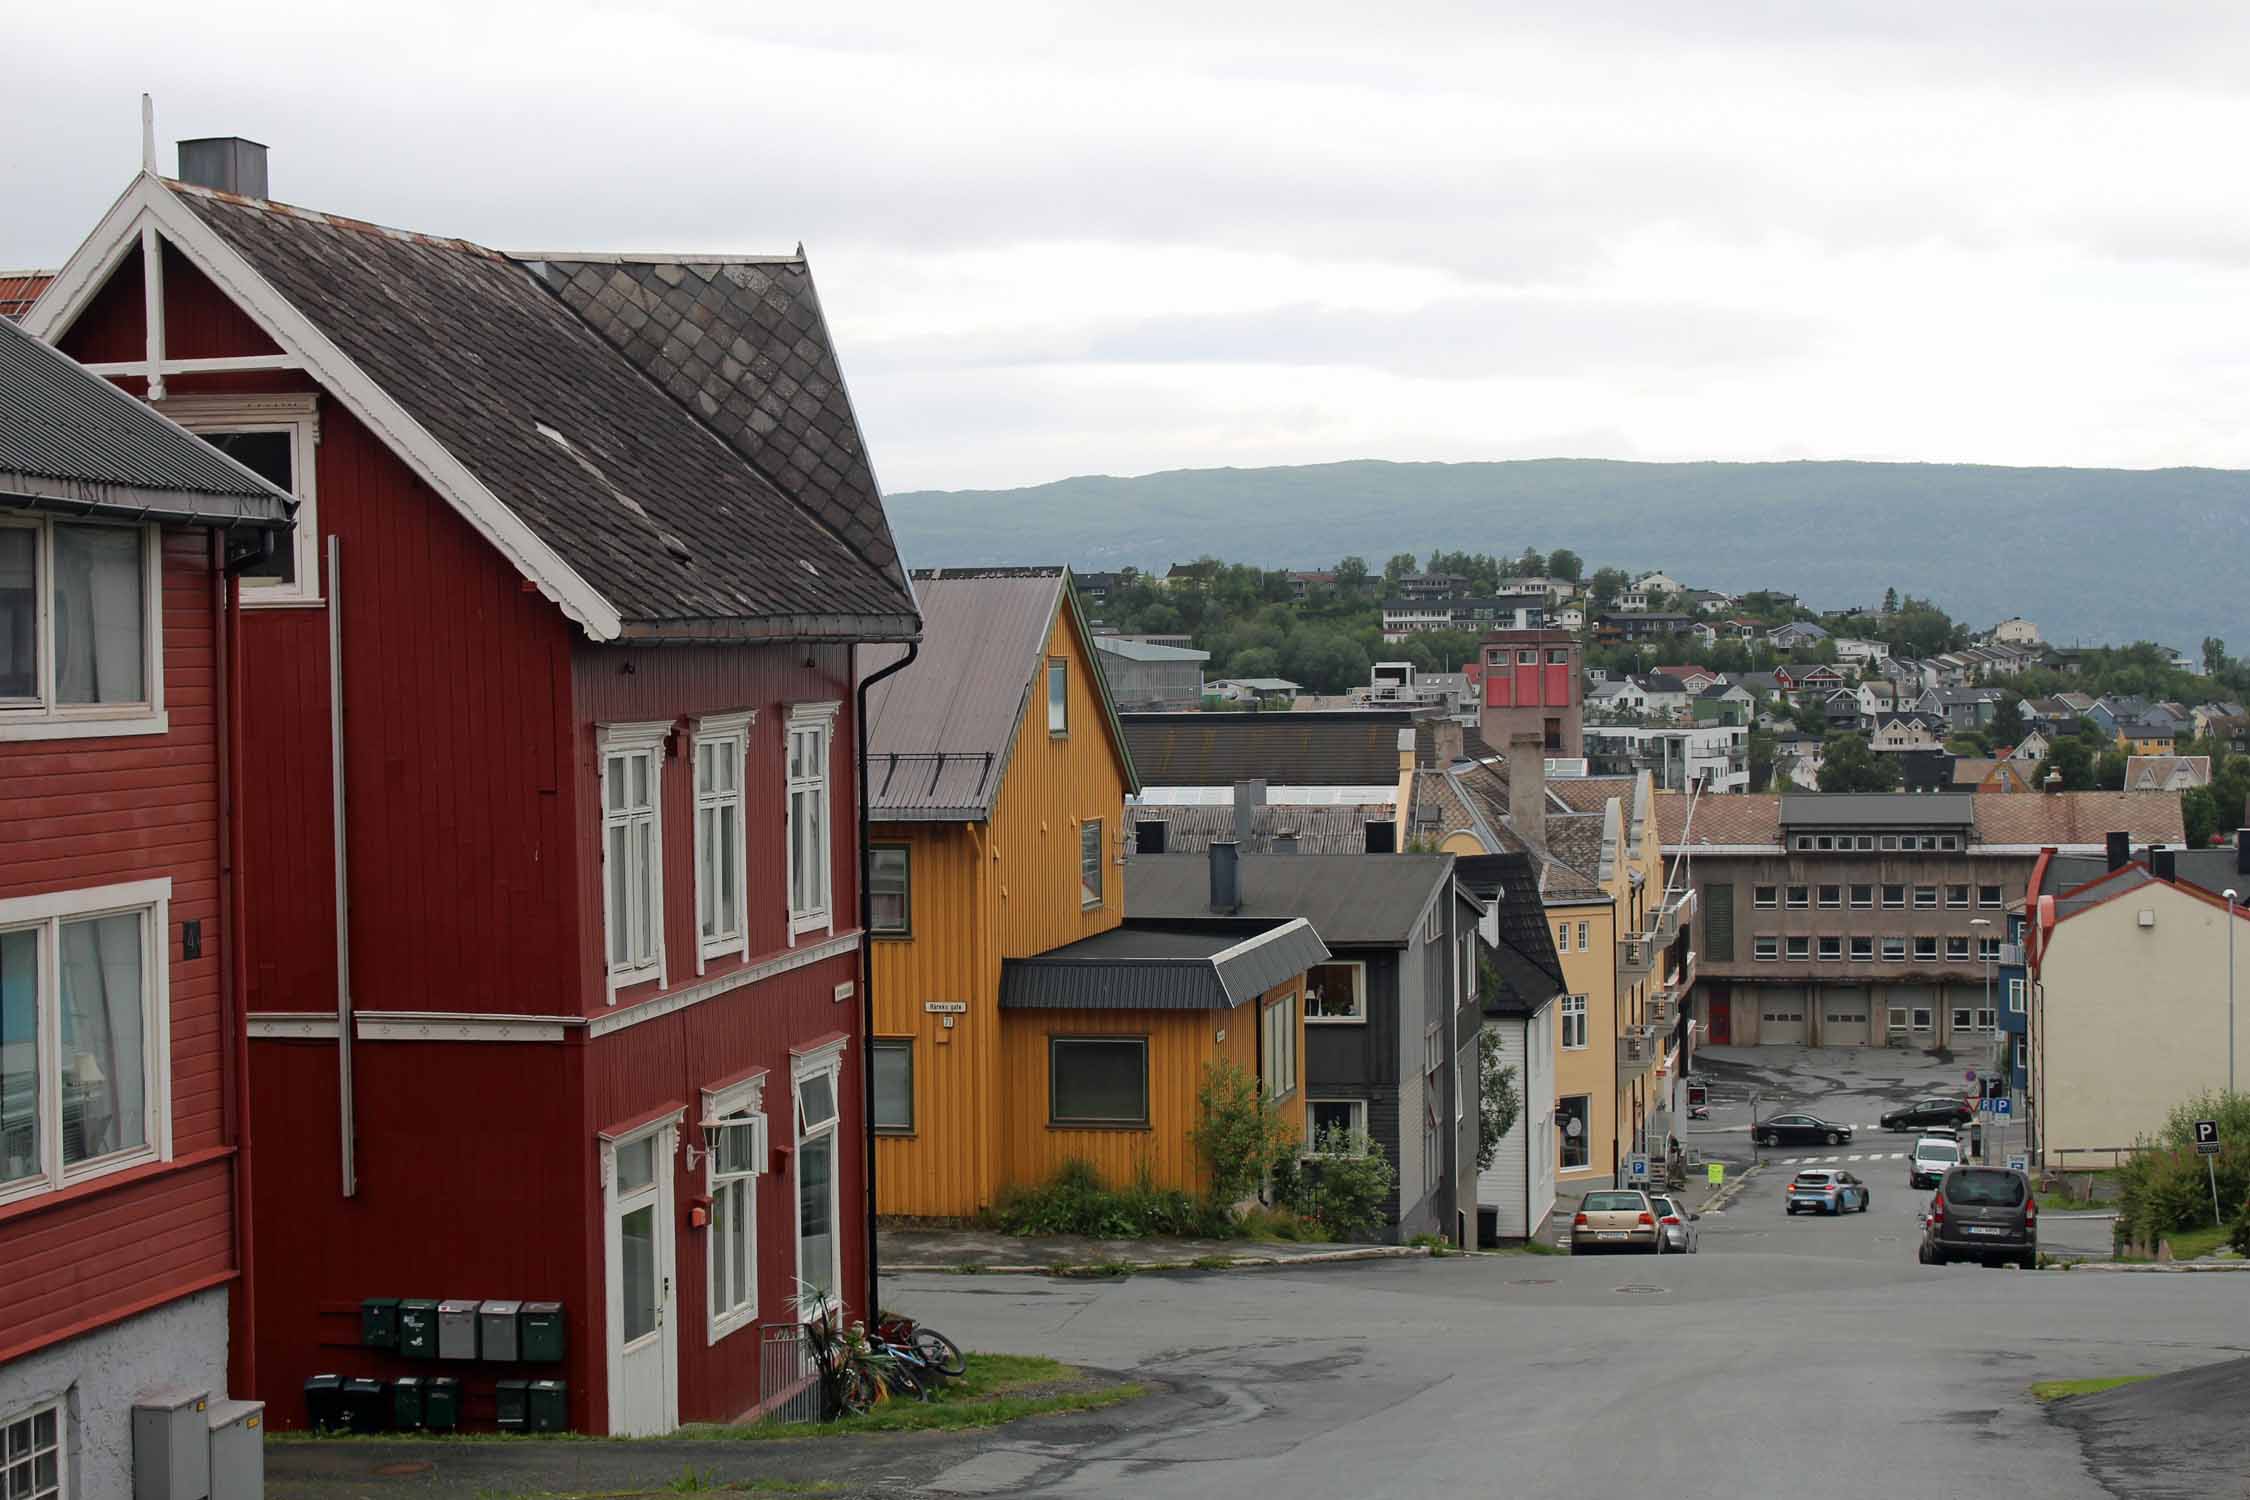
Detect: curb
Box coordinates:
(2069, 1260, 2250, 1274)
(1698, 1162, 1764, 1216)
(889, 1245, 1434, 1275)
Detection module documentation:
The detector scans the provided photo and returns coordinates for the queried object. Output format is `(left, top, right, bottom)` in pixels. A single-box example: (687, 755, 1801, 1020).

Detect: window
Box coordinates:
(174, 394, 319, 605)
(787, 705, 838, 936)
(871, 1039, 914, 1133)
(1913, 885, 1938, 909)
(1423, 1025, 1443, 1195)
(1817, 936, 1842, 961)
(1561, 993, 1589, 1048)
(1978, 885, 2004, 908)
(1879, 835, 1899, 851)
(1754, 885, 1778, 909)
(2008, 978, 2026, 1013)
(1945, 884, 1969, 909)
(1306, 1098, 1369, 1154)
(1888, 1006, 1909, 1031)
(0, 1402, 62, 1500)
(1785, 936, 1810, 960)
(1518, 649, 1537, 664)
(1547, 648, 1568, 664)
(1856, 836, 1876, 851)
(1850, 936, 1873, 961)
(0, 879, 171, 1205)
(1881, 935, 1907, 961)
(1307, 961, 1366, 1022)
(1946, 935, 1971, 961)
(1576, 920, 1589, 950)
(0, 516, 166, 741)
(1914, 936, 1939, 961)
(701, 1076, 766, 1341)
(600, 723, 666, 992)
(1817, 884, 1841, 908)
(1785, 885, 1809, 909)
(1559, 1094, 1591, 1170)
(693, 713, 752, 964)
(2015, 1035, 2028, 1071)
(1556, 921, 1569, 951)
(1794, 836, 1814, 852)
(1978, 937, 2001, 962)
(1940, 836, 1961, 851)
(1975, 1008, 1997, 1032)
(1952, 1006, 1973, 1031)
(795, 1049, 843, 1300)
(1050, 1037, 1148, 1125)
(1850, 884, 1873, 908)
(1911, 1007, 1933, 1031)
(1080, 819, 1104, 908)
(1753, 936, 1779, 961)
(1882, 884, 1906, 909)
(869, 845, 910, 935)
(1046, 658, 1068, 734)
(1261, 993, 1299, 1101)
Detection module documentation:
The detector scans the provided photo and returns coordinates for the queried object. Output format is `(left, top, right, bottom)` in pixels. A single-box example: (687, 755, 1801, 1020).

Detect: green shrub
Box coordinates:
(1476, 1026, 1521, 1173)
(2229, 1195, 2250, 1258)
(1191, 1061, 1300, 1209)
(2115, 1091, 2250, 1250)
(991, 1160, 1221, 1238)
(1280, 1126, 1397, 1239)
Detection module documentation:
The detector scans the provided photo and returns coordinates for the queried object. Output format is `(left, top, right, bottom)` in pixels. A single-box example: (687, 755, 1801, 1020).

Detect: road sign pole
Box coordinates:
(2212, 1155, 2225, 1230)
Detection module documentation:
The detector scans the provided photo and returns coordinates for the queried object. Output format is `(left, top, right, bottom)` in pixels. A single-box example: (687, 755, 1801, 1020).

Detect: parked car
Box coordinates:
(1880, 1097, 1973, 1132)
(1570, 1190, 1659, 1255)
(1753, 1113, 1854, 1149)
(1647, 1193, 1700, 1253)
(1908, 1135, 1962, 1189)
(1918, 1166, 2037, 1268)
(1785, 1169, 1870, 1215)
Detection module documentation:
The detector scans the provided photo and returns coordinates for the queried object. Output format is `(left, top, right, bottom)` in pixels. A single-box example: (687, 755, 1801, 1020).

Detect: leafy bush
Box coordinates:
(1191, 1061, 1299, 1209)
(991, 1160, 1222, 1238)
(2115, 1091, 2249, 1251)
(1476, 1027, 1521, 1173)
(1279, 1126, 1398, 1239)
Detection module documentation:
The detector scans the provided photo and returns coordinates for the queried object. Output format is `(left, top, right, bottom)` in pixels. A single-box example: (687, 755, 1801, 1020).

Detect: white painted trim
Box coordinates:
(700, 1073, 769, 1345)
(784, 704, 841, 945)
(247, 1014, 340, 1040)
(0, 518, 166, 741)
(141, 222, 165, 400)
(358, 1016, 570, 1043)
(791, 1041, 847, 1307)
(691, 712, 755, 972)
(22, 178, 625, 639)
(164, 394, 322, 606)
(82, 353, 301, 377)
(589, 932, 860, 1040)
(602, 1118, 680, 1435)
(599, 722, 671, 998)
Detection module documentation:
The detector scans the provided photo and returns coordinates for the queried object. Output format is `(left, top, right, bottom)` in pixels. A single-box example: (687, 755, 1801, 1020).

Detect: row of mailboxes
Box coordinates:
(359, 1299, 565, 1362)
(302, 1375, 566, 1433)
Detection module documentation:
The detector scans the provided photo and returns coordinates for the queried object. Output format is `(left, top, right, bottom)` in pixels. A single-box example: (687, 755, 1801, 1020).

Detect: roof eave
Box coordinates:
(0, 474, 295, 530)
(615, 612, 922, 645)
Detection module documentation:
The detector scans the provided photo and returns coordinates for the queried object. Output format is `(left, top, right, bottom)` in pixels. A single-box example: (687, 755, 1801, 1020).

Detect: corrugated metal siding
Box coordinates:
(0, 530, 234, 1358)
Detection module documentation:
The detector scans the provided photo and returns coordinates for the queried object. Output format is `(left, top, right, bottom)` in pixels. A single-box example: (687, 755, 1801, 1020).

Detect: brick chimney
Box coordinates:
(1432, 717, 1465, 767)
(1509, 732, 1546, 848)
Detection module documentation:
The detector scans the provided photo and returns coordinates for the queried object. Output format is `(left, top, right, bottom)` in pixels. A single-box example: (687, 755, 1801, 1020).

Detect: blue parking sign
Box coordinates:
(1983, 1097, 2011, 1116)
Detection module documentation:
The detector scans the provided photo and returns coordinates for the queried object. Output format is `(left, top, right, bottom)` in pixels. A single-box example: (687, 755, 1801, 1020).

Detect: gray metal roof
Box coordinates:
(1778, 793, 1976, 828)
(0, 316, 294, 529)
(1126, 853, 1455, 948)
(1130, 803, 1380, 855)
(1123, 710, 1413, 788)
(1095, 636, 1210, 663)
(999, 918, 1330, 1011)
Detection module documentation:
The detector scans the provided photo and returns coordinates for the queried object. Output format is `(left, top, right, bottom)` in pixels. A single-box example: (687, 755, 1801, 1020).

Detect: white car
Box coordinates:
(1909, 1135, 1962, 1189)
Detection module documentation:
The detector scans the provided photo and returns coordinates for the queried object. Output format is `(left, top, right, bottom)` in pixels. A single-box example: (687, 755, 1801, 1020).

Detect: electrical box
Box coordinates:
(397, 1299, 440, 1359)
(527, 1381, 568, 1433)
(205, 1400, 262, 1500)
(437, 1300, 481, 1361)
(478, 1300, 523, 1362)
(422, 1378, 461, 1432)
(390, 1378, 425, 1431)
(360, 1297, 400, 1350)
(339, 1379, 387, 1434)
(520, 1302, 566, 1363)
(301, 1377, 343, 1433)
(494, 1380, 530, 1432)
(132, 1388, 211, 1500)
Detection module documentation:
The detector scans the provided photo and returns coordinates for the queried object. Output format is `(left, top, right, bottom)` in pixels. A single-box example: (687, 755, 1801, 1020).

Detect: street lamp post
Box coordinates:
(1972, 917, 1994, 1162)
(2226, 889, 2239, 1096)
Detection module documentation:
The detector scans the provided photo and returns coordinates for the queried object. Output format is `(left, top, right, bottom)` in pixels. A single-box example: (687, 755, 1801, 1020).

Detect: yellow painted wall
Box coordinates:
(871, 596, 1132, 1216)
(1549, 898, 1619, 1188)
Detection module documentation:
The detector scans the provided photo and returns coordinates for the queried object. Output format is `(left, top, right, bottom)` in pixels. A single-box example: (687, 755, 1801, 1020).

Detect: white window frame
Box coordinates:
(1753, 936, 1779, 961)
(1850, 936, 1873, 962)
(2008, 977, 2026, 1013)
(1785, 885, 1809, 909)
(1974, 1007, 1997, 1032)
(786, 704, 840, 942)
(1753, 885, 1777, 909)
(1978, 885, 2004, 909)
(1913, 885, 1938, 910)
(1911, 1007, 1934, 1032)
(1305, 960, 1368, 1024)
(1784, 935, 1811, 960)
(0, 1398, 65, 1500)
(1817, 936, 1842, 961)
(167, 393, 321, 607)
(1305, 1097, 1369, 1155)
(1849, 884, 1873, 909)
(1262, 991, 1299, 1101)
(1561, 993, 1589, 1048)
(1882, 935, 1907, 961)
(1576, 920, 1589, 950)
(599, 721, 669, 997)
(1945, 884, 1970, 909)
(699, 1073, 768, 1345)
(0, 877, 174, 1208)
(1946, 935, 1972, 961)
(1046, 658, 1069, 735)
(1914, 935, 1940, 962)
(1080, 818, 1104, 909)
(0, 515, 167, 743)
(792, 1039, 846, 1306)
(692, 711, 754, 970)
(1559, 1093, 1592, 1171)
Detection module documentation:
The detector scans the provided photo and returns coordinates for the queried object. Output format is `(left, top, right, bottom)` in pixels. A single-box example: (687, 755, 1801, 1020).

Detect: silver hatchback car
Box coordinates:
(1646, 1192, 1701, 1253)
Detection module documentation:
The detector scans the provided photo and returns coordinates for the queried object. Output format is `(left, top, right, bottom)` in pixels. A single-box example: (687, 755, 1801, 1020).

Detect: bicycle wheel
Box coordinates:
(836, 1363, 879, 1416)
(914, 1328, 967, 1378)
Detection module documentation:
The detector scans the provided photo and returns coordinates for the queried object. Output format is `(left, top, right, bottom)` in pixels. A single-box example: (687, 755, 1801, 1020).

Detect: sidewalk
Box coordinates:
(881, 1226, 1432, 1274)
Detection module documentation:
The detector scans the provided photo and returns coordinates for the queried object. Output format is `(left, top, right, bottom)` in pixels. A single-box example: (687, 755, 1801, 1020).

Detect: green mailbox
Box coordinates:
(360, 1297, 400, 1350)
(495, 1380, 530, 1432)
(391, 1377, 424, 1430)
(423, 1378, 461, 1432)
(397, 1300, 440, 1360)
(519, 1302, 566, 1363)
(527, 1380, 568, 1433)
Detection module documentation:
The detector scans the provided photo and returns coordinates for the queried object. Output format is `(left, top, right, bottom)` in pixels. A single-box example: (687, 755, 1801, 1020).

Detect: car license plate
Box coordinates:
(1597, 1232, 1625, 1241)
(1965, 1226, 2006, 1236)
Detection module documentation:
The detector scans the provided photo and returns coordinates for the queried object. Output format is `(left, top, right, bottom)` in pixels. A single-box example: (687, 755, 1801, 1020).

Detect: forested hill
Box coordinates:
(884, 458, 2250, 648)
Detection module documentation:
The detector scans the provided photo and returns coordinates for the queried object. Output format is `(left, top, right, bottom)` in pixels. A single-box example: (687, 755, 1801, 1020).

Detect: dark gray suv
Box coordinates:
(1918, 1166, 2037, 1268)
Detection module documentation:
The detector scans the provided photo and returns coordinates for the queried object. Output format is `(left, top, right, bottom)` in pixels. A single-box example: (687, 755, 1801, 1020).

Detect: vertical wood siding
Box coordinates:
(0, 531, 235, 1358)
(53, 242, 144, 363)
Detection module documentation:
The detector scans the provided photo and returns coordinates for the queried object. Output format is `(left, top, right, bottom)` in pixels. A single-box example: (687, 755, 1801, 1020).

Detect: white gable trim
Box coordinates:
(23, 174, 624, 640)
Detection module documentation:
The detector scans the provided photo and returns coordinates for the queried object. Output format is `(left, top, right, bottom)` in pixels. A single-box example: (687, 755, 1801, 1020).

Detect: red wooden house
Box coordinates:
(0, 315, 294, 1497)
(25, 142, 920, 1436)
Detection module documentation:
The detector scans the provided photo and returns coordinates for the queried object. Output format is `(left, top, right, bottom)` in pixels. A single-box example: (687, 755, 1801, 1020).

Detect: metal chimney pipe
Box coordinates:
(2106, 831, 2130, 872)
(177, 137, 269, 198)
(1210, 840, 1240, 913)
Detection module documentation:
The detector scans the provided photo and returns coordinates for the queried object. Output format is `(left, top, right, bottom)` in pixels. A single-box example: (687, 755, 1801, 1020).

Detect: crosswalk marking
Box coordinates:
(1778, 1151, 1905, 1164)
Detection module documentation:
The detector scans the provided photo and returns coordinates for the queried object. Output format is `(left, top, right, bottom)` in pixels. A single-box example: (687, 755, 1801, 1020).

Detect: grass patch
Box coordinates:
(1496, 1238, 1566, 1255)
(2163, 1224, 2233, 1260)
(473, 1479, 836, 1499)
(2031, 1375, 2155, 1402)
(1406, 1233, 1454, 1257)
(679, 1353, 1144, 1443)
(1191, 1254, 1239, 1270)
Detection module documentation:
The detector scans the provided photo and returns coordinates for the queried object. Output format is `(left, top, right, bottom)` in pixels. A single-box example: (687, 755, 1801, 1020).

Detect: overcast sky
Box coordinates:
(12, 2, 2250, 493)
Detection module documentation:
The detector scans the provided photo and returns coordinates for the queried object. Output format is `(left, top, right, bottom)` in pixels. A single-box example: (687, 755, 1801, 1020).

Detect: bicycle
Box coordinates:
(794, 1283, 877, 1418)
(875, 1310, 966, 1380)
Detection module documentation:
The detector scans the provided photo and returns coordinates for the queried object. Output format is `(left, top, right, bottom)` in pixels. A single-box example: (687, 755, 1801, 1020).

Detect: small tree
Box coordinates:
(1475, 1028, 1522, 1173)
(1291, 1127, 1398, 1237)
(1818, 733, 1900, 792)
(1191, 1061, 1298, 1209)
(1548, 548, 1584, 583)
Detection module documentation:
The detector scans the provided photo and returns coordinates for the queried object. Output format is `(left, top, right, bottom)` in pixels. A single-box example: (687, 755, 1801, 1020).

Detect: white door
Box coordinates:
(1822, 988, 1871, 1047)
(1759, 993, 1808, 1044)
(606, 1123, 678, 1436)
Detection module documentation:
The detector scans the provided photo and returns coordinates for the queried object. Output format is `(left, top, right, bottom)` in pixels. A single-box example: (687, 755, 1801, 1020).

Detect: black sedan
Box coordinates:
(1880, 1097, 1974, 1132)
(1753, 1113, 1854, 1148)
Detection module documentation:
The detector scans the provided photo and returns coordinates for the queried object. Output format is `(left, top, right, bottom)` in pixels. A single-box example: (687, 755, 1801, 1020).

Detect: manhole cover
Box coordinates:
(374, 1462, 434, 1477)
(1614, 1284, 1668, 1295)
(1510, 1277, 1557, 1285)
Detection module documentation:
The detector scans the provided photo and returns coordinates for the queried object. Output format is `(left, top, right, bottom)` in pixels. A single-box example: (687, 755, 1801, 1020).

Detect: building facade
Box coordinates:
(1479, 630, 1582, 758)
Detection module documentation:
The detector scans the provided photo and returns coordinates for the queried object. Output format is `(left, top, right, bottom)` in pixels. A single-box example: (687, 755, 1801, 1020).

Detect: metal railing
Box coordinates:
(758, 1324, 823, 1425)
(1617, 1024, 1662, 1078)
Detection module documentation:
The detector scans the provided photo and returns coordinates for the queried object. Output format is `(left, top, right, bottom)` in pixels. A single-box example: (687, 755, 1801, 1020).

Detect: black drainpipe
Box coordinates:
(857, 639, 919, 1319)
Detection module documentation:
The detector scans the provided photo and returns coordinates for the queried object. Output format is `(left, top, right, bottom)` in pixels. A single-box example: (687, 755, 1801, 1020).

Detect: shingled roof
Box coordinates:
(1658, 789, 2187, 852)
(163, 181, 914, 642)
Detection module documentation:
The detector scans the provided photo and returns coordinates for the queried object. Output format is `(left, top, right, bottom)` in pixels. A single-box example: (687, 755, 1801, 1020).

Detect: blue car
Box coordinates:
(1785, 1169, 1870, 1215)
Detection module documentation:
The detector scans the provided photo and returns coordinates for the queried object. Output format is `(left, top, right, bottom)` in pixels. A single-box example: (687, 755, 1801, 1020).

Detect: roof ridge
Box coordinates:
(163, 177, 511, 261)
(505, 251, 803, 266)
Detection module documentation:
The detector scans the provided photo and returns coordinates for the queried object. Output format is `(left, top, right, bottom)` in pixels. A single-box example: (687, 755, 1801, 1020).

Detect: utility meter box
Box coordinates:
(494, 1380, 531, 1432)
(205, 1399, 263, 1500)
(359, 1298, 400, 1350)
(527, 1381, 568, 1433)
(519, 1302, 566, 1362)
(132, 1387, 211, 1500)
(423, 1378, 461, 1432)
(478, 1300, 523, 1362)
(390, 1378, 425, 1431)
(397, 1300, 440, 1359)
(437, 1300, 481, 1361)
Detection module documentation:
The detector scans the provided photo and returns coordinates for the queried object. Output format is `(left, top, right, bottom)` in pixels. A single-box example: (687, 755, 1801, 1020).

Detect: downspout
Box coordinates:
(856, 640, 919, 1317)
(215, 533, 256, 1399)
(329, 535, 356, 1197)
